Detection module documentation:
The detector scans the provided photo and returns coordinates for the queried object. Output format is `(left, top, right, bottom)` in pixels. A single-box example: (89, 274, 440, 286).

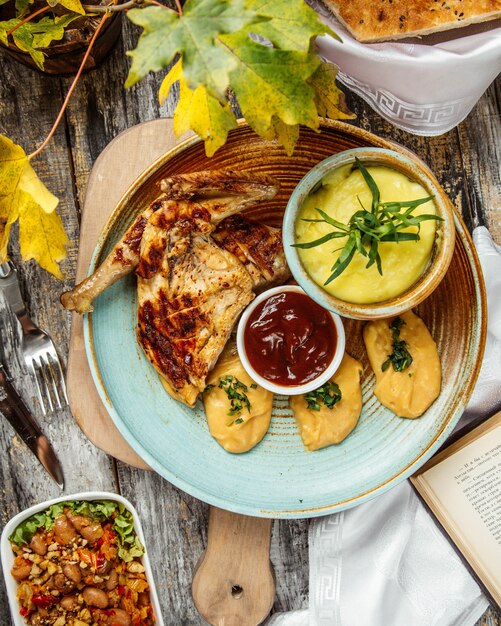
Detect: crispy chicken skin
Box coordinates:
(213, 214, 290, 290)
(61, 170, 280, 314)
(61, 169, 288, 407)
(60, 207, 154, 314)
(137, 201, 254, 406)
(160, 169, 279, 211)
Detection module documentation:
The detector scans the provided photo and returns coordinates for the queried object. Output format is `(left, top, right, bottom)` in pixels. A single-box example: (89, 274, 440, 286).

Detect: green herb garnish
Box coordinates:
(293, 157, 441, 284)
(205, 375, 254, 425)
(382, 317, 413, 372)
(305, 381, 342, 411)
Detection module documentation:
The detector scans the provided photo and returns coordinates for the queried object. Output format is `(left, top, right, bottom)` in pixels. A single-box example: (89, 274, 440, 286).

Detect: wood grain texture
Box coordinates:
(192, 508, 275, 626)
(66, 119, 192, 468)
(0, 11, 498, 624)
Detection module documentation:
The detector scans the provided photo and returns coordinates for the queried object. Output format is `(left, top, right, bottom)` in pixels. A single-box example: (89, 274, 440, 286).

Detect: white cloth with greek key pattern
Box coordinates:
(268, 227, 501, 626)
(308, 0, 501, 136)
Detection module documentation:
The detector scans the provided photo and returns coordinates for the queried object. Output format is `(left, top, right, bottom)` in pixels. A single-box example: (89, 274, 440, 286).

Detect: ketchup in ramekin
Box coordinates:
(237, 286, 345, 395)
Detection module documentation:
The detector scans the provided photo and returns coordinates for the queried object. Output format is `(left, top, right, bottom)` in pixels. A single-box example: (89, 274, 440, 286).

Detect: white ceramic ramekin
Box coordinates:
(236, 285, 345, 395)
(0, 491, 164, 626)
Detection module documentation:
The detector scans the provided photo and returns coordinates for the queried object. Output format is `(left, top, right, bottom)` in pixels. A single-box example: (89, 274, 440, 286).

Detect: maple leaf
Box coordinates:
(127, 0, 352, 155)
(159, 59, 237, 157)
(219, 31, 320, 135)
(1, 13, 80, 69)
(19, 192, 68, 279)
(244, 0, 331, 51)
(126, 0, 258, 99)
(309, 61, 355, 120)
(51, 0, 85, 14)
(0, 135, 67, 277)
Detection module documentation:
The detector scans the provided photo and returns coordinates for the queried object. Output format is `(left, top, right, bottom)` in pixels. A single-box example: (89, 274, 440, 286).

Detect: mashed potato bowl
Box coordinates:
(283, 147, 456, 320)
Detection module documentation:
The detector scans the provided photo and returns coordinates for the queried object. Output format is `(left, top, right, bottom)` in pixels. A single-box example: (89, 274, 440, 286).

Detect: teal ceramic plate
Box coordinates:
(83, 121, 486, 518)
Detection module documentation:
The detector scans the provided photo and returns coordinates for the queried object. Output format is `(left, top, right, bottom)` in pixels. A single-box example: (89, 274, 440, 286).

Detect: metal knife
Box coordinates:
(0, 363, 64, 488)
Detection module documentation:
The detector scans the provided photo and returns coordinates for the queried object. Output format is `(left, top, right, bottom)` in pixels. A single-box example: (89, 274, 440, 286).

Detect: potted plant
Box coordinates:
(0, 0, 125, 74)
(0, 0, 353, 277)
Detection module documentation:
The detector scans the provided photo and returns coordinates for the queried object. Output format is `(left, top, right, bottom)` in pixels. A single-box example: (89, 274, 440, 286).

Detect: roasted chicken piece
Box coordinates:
(61, 169, 287, 408)
(61, 170, 279, 314)
(160, 169, 279, 211)
(136, 200, 255, 406)
(60, 207, 154, 314)
(213, 214, 290, 290)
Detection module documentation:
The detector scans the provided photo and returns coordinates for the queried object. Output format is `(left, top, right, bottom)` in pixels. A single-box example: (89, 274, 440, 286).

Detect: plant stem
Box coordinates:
(28, 12, 110, 162)
(6, 5, 51, 36)
(82, 0, 178, 12)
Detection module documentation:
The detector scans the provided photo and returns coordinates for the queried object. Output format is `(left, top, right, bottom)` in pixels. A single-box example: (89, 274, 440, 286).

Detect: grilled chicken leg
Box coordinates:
(61, 170, 280, 314)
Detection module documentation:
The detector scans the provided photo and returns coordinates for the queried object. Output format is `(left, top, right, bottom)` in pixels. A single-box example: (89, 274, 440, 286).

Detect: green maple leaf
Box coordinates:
(1, 13, 80, 69)
(0, 135, 67, 277)
(126, 0, 259, 99)
(218, 31, 320, 136)
(244, 0, 331, 50)
(15, 0, 31, 13)
(0, 18, 19, 46)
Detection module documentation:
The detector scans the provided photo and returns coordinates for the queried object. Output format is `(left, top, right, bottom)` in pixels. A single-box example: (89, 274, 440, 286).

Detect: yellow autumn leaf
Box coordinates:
(0, 134, 66, 276)
(19, 160, 59, 214)
(0, 136, 27, 259)
(270, 117, 299, 157)
(160, 59, 237, 157)
(18, 191, 69, 279)
(57, 0, 85, 15)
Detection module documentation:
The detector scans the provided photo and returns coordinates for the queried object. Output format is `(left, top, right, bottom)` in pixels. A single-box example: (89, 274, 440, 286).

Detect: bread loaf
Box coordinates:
(322, 0, 501, 42)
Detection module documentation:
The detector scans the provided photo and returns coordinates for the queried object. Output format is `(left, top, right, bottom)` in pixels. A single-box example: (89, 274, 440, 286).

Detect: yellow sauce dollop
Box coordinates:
(295, 165, 437, 304)
(204, 342, 272, 453)
(290, 353, 363, 450)
(363, 310, 441, 418)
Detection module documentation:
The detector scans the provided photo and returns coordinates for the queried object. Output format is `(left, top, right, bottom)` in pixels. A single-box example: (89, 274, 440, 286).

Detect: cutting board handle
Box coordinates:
(192, 506, 275, 626)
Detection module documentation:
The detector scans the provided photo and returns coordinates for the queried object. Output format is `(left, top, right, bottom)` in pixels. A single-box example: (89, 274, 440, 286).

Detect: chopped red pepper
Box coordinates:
(19, 607, 30, 617)
(96, 552, 106, 569)
(118, 584, 126, 596)
(32, 593, 60, 608)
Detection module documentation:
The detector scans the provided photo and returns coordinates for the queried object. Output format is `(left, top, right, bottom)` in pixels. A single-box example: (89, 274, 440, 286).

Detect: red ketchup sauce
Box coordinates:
(244, 291, 337, 386)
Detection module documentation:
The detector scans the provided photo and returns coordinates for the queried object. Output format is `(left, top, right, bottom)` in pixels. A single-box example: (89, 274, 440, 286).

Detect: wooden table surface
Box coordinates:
(0, 13, 500, 626)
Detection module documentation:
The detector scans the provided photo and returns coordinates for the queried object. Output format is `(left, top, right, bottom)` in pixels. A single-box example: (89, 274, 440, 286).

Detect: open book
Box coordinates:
(411, 411, 501, 610)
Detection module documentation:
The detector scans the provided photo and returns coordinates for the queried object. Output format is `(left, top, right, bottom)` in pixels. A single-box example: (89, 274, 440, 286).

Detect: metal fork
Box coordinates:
(0, 262, 68, 414)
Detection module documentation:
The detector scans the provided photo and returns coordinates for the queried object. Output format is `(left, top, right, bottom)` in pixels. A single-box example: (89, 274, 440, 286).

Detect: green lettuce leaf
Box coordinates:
(9, 500, 144, 562)
(113, 506, 145, 562)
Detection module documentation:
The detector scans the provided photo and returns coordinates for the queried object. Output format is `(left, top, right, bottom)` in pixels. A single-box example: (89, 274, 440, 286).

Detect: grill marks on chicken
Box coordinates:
(61, 169, 288, 407)
(213, 214, 290, 291)
(136, 200, 254, 406)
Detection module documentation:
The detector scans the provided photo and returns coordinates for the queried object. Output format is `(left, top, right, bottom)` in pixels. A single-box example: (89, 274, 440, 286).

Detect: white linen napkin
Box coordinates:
(269, 226, 501, 626)
(308, 0, 501, 136)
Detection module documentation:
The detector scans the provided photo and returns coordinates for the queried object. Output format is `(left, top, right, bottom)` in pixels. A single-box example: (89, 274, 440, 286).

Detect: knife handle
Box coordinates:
(0, 365, 40, 446)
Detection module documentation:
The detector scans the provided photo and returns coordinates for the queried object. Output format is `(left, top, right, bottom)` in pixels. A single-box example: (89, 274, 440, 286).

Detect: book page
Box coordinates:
(422, 426, 501, 596)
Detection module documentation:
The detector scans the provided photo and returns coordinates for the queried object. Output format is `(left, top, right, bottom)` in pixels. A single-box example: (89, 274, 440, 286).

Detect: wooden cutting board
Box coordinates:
(67, 119, 188, 468)
(67, 119, 275, 625)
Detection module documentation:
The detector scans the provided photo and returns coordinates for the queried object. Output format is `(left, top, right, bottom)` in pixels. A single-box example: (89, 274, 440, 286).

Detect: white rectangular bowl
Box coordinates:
(1, 491, 164, 626)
